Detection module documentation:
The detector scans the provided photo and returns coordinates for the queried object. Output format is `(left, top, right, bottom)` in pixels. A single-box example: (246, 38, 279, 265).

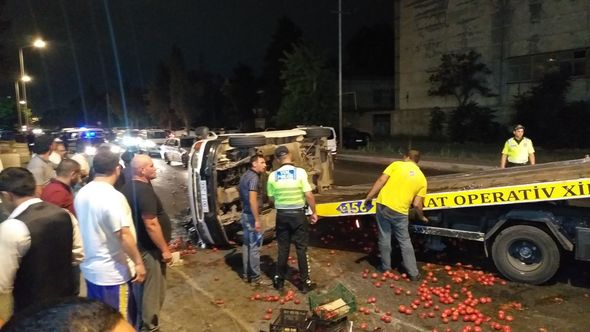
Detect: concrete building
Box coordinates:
(342, 78, 395, 136)
(393, 0, 590, 136)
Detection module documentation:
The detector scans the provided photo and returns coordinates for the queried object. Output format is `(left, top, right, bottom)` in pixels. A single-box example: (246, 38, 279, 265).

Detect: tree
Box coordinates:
(428, 50, 495, 106)
(0, 0, 10, 78)
(147, 62, 178, 128)
(512, 69, 590, 148)
(345, 24, 394, 76)
(277, 43, 336, 127)
(169, 46, 193, 132)
(260, 17, 303, 125)
(0, 97, 16, 130)
(222, 63, 258, 130)
(428, 50, 500, 143)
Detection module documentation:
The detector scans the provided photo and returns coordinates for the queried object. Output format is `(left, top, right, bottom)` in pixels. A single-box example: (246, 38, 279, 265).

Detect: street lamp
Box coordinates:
(18, 37, 46, 127)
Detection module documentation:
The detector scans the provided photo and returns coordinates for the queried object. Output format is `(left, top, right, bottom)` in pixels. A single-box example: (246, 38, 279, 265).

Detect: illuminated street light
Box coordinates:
(18, 37, 47, 127)
(33, 38, 47, 48)
(19, 100, 26, 105)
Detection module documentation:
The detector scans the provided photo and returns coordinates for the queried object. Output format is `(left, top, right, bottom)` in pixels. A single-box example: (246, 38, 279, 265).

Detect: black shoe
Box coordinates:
(409, 273, 422, 282)
(300, 280, 316, 294)
(273, 276, 284, 291)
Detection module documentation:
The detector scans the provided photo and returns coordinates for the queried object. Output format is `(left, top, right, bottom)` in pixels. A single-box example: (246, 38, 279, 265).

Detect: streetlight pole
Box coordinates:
(14, 81, 22, 128)
(18, 47, 30, 127)
(338, 0, 343, 151)
(18, 38, 46, 128)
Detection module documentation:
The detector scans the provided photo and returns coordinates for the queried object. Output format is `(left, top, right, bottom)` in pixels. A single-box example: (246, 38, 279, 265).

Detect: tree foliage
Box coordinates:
(428, 50, 500, 143)
(260, 17, 303, 124)
(0, 98, 16, 130)
(277, 43, 336, 127)
(169, 46, 193, 131)
(513, 70, 590, 148)
(147, 62, 178, 129)
(428, 50, 494, 106)
(222, 63, 258, 130)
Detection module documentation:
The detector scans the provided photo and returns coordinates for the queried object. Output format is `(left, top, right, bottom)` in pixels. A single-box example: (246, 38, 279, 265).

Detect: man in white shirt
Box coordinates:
(26, 135, 55, 197)
(0, 167, 82, 322)
(74, 147, 145, 326)
(48, 139, 67, 168)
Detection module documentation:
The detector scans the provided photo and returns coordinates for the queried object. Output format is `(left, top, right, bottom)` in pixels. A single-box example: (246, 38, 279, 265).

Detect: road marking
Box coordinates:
(170, 267, 257, 332)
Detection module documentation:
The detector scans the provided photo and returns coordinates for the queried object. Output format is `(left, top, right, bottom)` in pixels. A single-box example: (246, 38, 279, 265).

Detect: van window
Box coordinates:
(148, 131, 167, 139)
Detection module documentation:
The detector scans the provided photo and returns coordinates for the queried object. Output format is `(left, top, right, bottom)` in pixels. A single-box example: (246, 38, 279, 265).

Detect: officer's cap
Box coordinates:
(513, 124, 525, 131)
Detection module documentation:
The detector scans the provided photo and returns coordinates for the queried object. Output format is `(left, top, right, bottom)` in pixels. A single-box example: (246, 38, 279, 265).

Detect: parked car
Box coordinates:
(342, 127, 371, 149)
(139, 129, 168, 156)
(160, 136, 196, 167)
(60, 127, 106, 153)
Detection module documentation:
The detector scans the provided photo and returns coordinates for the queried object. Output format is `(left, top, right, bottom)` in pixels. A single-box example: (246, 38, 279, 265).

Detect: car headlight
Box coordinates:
(110, 145, 122, 154)
(85, 146, 97, 156)
(122, 136, 140, 146)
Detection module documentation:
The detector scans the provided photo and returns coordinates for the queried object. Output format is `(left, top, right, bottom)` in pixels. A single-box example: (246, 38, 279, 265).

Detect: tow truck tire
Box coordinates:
(304, 127, 332, 139)
(229, 135, 266, 148)
(491, 225, 560, 285)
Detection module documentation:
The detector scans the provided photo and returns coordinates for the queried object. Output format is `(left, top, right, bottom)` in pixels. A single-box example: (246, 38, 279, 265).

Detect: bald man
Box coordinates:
(121, 155, 172, 332)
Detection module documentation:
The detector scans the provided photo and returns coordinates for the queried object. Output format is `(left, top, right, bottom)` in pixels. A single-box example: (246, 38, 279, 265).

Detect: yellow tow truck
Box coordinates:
(315, 158, 590, 285)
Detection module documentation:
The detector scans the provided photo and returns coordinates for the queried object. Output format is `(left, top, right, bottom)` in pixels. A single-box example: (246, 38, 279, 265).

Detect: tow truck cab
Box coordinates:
(187, 127, 334, 246)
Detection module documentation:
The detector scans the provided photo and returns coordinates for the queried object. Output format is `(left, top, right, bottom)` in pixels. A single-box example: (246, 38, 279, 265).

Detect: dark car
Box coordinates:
(342, 127, 371, 149)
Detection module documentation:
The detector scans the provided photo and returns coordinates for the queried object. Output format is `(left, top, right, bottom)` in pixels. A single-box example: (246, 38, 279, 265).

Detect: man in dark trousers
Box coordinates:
(239, 154, 271, 286)
(122, 154, 172, 332)
(267, 146, 318, 294)
(0, 167, 77, 322)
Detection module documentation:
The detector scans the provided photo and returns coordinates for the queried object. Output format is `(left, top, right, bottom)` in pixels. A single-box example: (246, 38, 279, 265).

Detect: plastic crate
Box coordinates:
(308, 283, 356, 322)
(269, 309, 311, 332)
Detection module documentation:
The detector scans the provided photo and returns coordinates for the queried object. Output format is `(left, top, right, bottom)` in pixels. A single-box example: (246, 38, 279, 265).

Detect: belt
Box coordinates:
(276, 208, 305, 214)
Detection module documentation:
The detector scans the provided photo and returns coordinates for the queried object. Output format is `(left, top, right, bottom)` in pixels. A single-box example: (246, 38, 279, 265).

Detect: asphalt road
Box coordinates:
(150, 157, 590, 332)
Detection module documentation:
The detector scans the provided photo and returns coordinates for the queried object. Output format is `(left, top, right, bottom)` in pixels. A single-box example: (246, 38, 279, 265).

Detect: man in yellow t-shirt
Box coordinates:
(500, 124, 535, 168)
(363, 149, 428, 281)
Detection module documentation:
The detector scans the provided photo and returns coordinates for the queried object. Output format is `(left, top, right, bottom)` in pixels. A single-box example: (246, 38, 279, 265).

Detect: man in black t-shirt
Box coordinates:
(122, 155, 172, 332)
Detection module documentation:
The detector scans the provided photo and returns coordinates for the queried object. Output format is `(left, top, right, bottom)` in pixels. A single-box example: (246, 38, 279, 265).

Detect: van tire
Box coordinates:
(229, 135, 266, 148)
(491, 225, 560, 285)
(164, 153, 171, 165)
(304, 127, 332, 139)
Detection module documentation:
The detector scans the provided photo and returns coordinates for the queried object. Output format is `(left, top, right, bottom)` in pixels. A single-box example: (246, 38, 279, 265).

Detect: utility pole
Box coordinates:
(338, 0, 343, 151)
(14, 82, 22, 129)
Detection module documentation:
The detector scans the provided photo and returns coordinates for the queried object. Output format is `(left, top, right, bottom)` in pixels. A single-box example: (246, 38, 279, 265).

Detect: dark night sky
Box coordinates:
(3, 0, 392, 118)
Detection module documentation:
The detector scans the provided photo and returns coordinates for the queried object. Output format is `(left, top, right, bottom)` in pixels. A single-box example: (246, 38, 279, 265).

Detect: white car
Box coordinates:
(160, 137, 196, 167)
(139, 129, 168, 156)
(187, 127, 334, 245)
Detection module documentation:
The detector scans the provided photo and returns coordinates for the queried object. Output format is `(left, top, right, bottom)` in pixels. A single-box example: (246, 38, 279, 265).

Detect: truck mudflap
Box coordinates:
(575, 227, 590, 260)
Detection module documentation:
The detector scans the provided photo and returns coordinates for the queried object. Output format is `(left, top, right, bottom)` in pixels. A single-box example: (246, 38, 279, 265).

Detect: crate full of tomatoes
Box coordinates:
(308, 283, 356, 322)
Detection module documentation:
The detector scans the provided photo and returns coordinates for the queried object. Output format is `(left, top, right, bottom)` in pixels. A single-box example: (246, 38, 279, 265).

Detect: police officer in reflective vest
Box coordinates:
(267, 146, 318, 293)
(500, 124, 536, 168)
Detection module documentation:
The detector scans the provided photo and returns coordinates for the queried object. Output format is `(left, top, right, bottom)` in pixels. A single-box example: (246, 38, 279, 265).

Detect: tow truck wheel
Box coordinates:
(229, 135, 266, 148)
(491, 225, 560, 285)
(303, 127, 332, 139)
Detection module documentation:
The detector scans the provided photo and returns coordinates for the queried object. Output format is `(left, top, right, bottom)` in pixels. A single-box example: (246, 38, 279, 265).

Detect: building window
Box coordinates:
(372, 89, 383, 104)
(507, 47, 589, 83)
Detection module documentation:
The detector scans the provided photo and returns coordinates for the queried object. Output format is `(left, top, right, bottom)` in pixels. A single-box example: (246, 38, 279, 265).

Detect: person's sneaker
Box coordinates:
(272, 276, 284, 291)
(252, 276, 273, 287)
(300, 280, 316, 294)
(241, 275, 250, 283)
(409, 273, 423, 282)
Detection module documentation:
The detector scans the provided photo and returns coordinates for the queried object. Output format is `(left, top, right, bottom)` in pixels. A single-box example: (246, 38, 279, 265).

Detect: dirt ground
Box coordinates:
(152, 158, 590, 332)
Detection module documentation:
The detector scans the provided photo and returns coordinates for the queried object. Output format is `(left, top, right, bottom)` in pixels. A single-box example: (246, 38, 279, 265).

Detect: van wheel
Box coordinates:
(304, 127, 332, 139)
(229, 135, 266, 148)
(182, 154, 189, 168)
(491, 225, 560, 285)
(164, 153, 171, 165)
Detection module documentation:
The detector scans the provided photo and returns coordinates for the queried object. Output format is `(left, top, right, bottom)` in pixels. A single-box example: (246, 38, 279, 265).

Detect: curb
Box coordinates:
(336, 154, 495, 173)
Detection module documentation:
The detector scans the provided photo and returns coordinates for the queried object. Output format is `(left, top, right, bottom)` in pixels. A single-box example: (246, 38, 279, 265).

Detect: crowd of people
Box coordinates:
(0, 135, 170, 332)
